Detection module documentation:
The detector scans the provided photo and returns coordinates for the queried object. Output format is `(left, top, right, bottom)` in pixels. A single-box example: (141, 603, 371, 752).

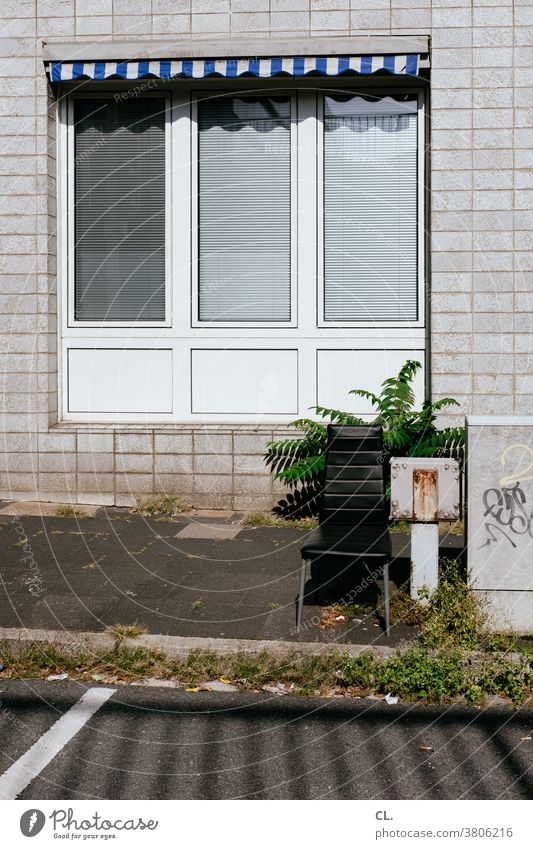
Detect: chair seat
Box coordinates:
(301, 523, 390, 559)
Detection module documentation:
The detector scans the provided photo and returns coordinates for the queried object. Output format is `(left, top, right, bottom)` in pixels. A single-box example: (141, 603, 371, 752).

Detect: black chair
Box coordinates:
(297, 424, 391, 635)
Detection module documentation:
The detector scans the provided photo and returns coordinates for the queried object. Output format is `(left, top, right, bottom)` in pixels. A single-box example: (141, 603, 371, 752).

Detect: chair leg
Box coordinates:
(296, 558, 310, 631)
(383, 560, 391, 637)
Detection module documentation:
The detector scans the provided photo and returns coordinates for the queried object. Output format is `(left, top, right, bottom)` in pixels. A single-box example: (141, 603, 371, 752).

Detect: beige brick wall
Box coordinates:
(0, 0, 531, 506)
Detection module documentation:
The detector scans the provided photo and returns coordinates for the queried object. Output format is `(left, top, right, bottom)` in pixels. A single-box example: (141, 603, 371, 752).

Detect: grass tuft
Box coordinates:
(241, 512, 318, 531)
(106, 623, 147, 641)
(1, 637, 531, 705)
(55, 505, 88, 519)
(134, 495, 192, 517)
(389, 519, 464, 537)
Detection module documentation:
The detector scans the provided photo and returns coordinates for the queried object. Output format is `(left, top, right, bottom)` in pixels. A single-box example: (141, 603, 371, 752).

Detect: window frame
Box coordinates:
(66, 90, 173, 329)
(190, 89, 299, 329)
(56, 80, 428, 426)
(316, 88, 425, 329)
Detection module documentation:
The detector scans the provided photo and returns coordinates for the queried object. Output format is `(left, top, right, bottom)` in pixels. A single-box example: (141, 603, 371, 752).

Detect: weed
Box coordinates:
(99, 645, 167, 680)
(388, 590, 428, 627)
(420, 560, 487, 649)
(191, 599, 203, 611)
(389, 520, 464, 537)
(135, 495, 191, 517)
(377, 648, 468, 702)
(290, 654, 343, 696)
(482, 632, 520, 653)
(241, 513, 318, 531)
(389, 520, 411, 535)
(340, 602, 373, 617)
(2, 623, 532, 706)
(55, 505, 87, 519)
(440, 519, 464, 537)
(175, 651, 229, 685)
(334, 653, 377, 692)
(473, 655, 533, 704)
(106, 623, 147, 644)
(231, 652, 289, 688)
(381, 560, 486, 645)
(319, 603, 372, 629)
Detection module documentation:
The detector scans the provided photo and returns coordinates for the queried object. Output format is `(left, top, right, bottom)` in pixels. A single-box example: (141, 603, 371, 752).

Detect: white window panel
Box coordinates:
(196, 95, 293, 324)
(322, 95, 419, 324)
(67, 348, 173, 414)
(317, 348, 425, 415)
(191, 348, 298, 416)
(72, 96, 167, 324)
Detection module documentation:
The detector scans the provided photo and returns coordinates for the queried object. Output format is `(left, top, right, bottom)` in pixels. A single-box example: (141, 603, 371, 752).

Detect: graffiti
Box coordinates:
(478, 481, 533, 549)
(499, 443, 533, 487)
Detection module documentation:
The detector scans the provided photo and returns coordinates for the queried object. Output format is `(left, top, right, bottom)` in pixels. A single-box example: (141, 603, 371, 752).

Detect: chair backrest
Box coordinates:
(319, 424, 388, 527)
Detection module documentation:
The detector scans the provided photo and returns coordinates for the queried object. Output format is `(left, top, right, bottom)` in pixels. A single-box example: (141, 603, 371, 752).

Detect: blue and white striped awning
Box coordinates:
(47, 54, 420, 82)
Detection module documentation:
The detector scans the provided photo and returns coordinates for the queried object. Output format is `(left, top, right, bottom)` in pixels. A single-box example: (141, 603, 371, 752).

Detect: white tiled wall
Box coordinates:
(0, 0, 531, 506)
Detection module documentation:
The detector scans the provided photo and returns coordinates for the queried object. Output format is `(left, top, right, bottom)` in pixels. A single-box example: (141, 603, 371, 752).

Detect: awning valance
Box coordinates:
(47, 54, 421, 83)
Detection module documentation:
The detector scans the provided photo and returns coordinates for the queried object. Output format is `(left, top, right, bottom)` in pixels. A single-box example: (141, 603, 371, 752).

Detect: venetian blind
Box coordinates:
(198, 96, 291, 322)
(74, 97, 166, 322)
(323, 96, 418, 323)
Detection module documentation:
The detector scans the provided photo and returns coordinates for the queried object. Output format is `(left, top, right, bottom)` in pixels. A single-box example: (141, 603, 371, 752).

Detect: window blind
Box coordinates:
(198, 96, 292, 323)
(74, 97, 166, 322)
(323, 96, 418, 323)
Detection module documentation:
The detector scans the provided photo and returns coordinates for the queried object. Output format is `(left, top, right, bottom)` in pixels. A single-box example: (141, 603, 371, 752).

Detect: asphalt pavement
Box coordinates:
(0, 680, 530, 800)
(0, 508, 462, 646)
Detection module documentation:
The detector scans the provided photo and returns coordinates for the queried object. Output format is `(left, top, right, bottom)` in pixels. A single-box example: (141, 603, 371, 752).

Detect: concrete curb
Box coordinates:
(0, 627, 396, 660)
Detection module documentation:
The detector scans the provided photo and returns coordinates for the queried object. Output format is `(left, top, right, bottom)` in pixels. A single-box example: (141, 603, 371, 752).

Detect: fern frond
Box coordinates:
(311, 406, 366, 426)
(274, 454, 326, 485)
(262, 357, 464, 520)
(347, 388, 380, 407)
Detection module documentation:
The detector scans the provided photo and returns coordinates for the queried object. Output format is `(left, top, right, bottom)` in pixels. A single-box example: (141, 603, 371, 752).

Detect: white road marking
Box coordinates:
(0, 687, 116, 800)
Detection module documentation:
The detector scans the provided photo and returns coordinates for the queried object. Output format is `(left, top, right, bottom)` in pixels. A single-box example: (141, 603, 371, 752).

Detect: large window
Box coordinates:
(62, 88, 424, 423)
(73, 96, 166, 322)
(322, 95, 418, 323)
(197, 95, 293, 323)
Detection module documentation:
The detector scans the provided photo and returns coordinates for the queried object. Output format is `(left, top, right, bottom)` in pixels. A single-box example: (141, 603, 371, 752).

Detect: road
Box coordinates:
(0, 681, 531, 800)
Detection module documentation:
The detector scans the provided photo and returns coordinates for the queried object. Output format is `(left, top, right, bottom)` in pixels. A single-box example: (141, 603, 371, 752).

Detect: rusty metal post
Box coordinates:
(411, 468, 439, 602)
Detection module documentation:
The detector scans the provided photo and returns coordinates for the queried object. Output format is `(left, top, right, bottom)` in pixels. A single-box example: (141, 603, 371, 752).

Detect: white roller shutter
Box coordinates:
(74, 97, 166, 322)
(323, 95, 418, 323)
(197, 96, 292, 323)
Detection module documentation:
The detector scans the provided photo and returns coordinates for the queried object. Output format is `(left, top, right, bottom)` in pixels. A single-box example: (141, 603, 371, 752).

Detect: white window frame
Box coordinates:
(56, 81, 427, 425)
(316, 89, 425, 329)
(190, 90, 299, 329)
(65, 90, 173, 329)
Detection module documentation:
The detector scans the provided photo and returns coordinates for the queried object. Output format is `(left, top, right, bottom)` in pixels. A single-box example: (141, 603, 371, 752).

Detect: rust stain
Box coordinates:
(413, 469, 438, 522)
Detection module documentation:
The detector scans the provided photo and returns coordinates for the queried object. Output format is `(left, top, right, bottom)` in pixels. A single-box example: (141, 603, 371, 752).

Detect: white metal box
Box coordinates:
(390, 457, 461, 522)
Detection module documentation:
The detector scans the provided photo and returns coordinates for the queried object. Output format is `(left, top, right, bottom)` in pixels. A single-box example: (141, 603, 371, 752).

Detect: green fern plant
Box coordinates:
(265, 360, 464, 518)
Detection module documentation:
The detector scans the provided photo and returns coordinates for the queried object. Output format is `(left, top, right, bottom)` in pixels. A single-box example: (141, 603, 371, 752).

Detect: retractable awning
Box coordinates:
(48, 54, 421, 82)
(43, 36, 429, 83)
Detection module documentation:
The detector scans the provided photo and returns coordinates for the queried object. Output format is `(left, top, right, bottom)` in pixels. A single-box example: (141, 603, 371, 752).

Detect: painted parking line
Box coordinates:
(0, 687, 116, 800)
